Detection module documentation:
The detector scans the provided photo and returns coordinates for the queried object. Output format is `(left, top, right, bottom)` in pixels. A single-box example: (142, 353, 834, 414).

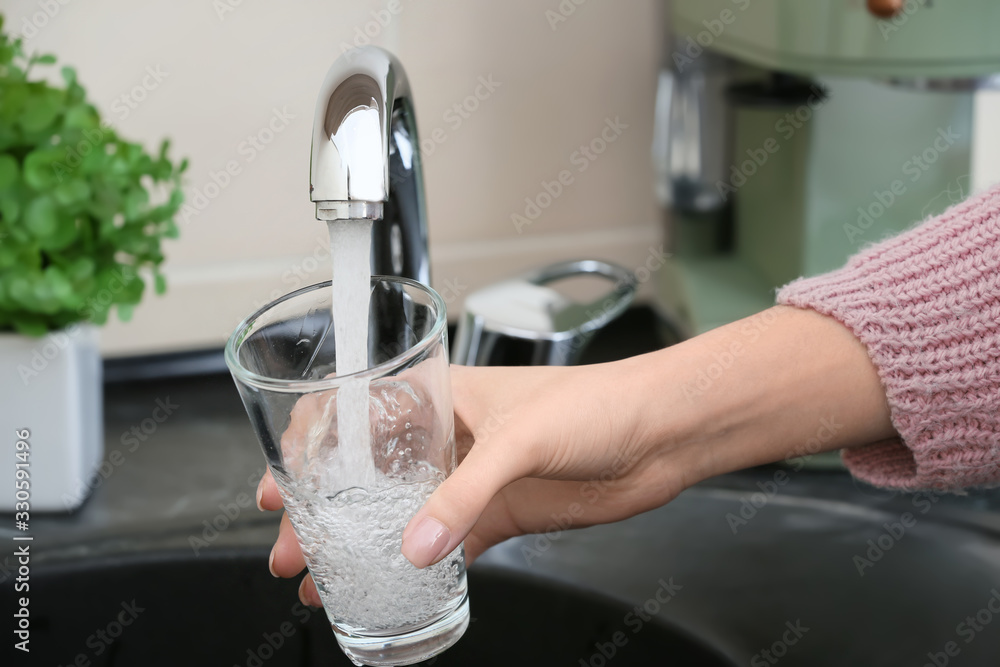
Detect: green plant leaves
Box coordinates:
(24, 196, 57, 238)
(53, 178, 90, 205)
(0, 154, 17, 189)
(0, 16, 187, 336)
(0, 240, 20, 269)
(22, 147, 63, 189)
(122, 185, 148, 221)
(0, 197, 20, 224)
(65, 256, 95, 282)
(19, 86, 63, 133)
(39, 214, 78, 251)
(63, 103, 98, 129)
(11, 317, 47, 337)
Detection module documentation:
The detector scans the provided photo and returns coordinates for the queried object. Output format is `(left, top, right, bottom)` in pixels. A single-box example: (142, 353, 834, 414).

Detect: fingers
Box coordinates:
(401, 439, 529, 569)
(270, 512, 308, 578)
(257, 469, 285, 511)
(298, 573, 322, 608)
(261, 475, 319, 607)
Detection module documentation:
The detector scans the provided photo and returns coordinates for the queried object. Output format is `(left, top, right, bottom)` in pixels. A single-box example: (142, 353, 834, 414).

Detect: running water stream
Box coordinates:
(327, 219, 375, 488)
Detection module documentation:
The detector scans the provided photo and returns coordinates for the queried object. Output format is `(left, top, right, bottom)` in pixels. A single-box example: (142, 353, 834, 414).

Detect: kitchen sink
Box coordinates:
(480, 481, 1000, 666)
(13, 370, 1000, 667)
(31, 548, 731, 666)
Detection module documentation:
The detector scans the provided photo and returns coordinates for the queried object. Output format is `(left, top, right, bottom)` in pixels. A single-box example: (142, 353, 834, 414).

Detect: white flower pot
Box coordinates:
(1, 324, 103, 512)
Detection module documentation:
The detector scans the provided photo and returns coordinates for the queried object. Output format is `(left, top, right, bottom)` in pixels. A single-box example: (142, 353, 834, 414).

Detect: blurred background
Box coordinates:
(8, 0, 664, 357)
(7, 0, 1000, 356)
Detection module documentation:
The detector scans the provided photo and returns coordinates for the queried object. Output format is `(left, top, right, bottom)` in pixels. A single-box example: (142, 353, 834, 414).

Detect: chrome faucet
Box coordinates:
(310, 46, 430, 284)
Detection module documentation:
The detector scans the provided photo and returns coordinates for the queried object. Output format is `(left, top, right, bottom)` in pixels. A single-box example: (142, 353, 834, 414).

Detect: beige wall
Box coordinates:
(6, 0, 665, 356)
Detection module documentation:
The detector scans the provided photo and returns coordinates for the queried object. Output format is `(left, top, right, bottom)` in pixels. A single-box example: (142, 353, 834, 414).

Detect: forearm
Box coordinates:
(626, 305, 896, 486)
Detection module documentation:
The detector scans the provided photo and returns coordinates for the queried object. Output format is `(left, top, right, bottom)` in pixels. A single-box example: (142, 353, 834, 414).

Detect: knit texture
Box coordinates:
(777, 184, 1000, 491)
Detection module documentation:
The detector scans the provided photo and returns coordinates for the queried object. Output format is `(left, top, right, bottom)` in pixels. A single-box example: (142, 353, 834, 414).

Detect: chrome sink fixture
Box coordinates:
(310, 46, 429, 284)
(451, 259, 638, 366)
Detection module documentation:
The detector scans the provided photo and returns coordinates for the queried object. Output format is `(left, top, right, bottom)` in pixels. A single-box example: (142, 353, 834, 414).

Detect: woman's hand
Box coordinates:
(257, 357, 696, 607)
(258, 306, 896, 608)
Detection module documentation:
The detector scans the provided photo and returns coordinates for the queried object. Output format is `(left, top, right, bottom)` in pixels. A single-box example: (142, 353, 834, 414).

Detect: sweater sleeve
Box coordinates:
(776, 184, 1000, 492)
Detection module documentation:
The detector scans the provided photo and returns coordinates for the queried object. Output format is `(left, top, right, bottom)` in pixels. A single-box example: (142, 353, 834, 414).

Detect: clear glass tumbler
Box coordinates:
(225, 277, 469, 666)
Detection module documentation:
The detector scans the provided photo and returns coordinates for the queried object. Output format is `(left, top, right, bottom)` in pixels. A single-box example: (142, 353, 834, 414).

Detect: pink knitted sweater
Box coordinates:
(777, 184, 1000, 492)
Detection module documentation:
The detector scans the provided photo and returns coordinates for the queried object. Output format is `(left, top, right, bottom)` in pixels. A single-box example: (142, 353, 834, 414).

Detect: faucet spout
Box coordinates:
(310, 46, 430, 284)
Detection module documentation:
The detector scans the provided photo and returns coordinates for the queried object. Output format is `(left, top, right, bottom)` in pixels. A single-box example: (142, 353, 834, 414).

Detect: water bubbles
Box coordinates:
(332, 486, 369, 506)
(281, 471, 466, 632)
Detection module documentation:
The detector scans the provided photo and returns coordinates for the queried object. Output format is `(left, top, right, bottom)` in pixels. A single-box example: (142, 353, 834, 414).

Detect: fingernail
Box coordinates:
(268, 548, 278, 577)
(299, 577, 322, 608)
(256, 483, 264, 511)
(401, 517, 451, 569)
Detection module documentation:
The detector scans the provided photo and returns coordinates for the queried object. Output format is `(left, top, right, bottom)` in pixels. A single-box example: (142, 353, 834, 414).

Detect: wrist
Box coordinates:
(627, 306, 895, 488)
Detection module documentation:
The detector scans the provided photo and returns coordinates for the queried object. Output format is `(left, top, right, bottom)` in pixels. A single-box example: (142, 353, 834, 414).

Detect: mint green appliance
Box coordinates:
(657, 0, 1000, 334)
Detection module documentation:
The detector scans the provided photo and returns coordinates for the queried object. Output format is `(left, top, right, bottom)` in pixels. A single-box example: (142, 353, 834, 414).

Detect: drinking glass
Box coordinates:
(225, 277, 469, 666)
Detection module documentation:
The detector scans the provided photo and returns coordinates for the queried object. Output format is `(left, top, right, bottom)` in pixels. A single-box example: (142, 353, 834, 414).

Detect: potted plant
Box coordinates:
(0, 15, 186, 511)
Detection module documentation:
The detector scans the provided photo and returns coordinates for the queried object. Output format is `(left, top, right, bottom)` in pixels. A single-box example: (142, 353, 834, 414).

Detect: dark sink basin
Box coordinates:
(30, 548, 731, 666)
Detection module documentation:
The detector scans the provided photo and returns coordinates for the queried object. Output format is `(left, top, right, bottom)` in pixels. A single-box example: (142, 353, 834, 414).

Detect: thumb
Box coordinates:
(401, 440, 524, 568)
